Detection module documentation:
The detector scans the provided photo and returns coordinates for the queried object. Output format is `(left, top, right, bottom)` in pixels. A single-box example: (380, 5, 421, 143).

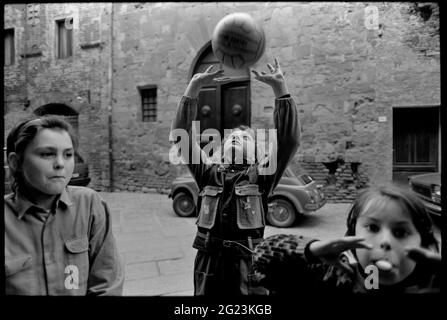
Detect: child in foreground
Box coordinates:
(5, 116, 123, 295)
(253, 184, 441, 294)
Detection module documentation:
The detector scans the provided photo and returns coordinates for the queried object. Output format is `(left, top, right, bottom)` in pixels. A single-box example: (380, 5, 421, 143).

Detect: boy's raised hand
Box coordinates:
(185, 66, 233, 97)
(191, 65, 225, 85)
(309, 237, 372, 273)
(251, 58, 289, 97)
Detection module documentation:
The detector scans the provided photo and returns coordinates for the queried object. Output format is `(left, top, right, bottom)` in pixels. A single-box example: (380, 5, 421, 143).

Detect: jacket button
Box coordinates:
(223, 212, 228, 217)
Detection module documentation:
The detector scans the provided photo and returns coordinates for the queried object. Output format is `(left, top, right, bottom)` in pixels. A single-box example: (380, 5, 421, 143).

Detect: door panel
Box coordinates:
(192, 44, 251, 146)
(197, 87, 220, 136)
(222, 81, 250, 132)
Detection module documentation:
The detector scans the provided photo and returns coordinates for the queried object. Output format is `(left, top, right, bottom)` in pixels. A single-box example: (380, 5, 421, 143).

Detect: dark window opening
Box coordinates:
(392, 106, 439, 185)
(393, 107, 438, 170)
(4, 29, 15, 66)
(56, 18, 73, 59)
(140, 87, 157, 122)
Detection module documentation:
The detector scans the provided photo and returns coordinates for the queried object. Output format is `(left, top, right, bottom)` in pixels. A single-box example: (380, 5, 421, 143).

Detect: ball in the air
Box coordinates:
(211, 13, 266, 69)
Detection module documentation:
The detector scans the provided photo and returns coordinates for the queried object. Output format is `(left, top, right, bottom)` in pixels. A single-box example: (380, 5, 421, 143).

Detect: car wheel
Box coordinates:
(173, 192, 196, 217)
(267, 198, 296, 228)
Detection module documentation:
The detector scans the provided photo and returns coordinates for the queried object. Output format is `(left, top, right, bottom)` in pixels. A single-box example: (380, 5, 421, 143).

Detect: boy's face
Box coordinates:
(21, 128, 75, 197)
(355, 198, 422, 285)
(222, 129, 255, 164)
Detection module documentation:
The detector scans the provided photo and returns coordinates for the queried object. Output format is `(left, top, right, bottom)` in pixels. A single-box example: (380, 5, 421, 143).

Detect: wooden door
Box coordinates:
(192, 44, 251, 139)
(197, 87, 220, 148)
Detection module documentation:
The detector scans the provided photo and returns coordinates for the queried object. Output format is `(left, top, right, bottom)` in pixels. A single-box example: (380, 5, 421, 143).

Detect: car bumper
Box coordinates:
(304, 197, 327, 211)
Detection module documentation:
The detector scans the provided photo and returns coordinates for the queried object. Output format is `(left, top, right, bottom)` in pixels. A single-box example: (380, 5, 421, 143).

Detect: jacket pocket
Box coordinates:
(65, 236, 89, 253)
(64, 236, 90, 291)
(235, 184, 265, 229)
(196, 186, 222, 229)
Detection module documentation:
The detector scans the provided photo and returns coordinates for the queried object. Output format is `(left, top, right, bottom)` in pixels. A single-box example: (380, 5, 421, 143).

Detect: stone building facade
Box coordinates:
(4, 2, 440, 201)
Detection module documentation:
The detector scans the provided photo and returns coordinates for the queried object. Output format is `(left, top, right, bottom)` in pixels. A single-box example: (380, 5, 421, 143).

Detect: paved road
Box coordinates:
(101, 192, 350, 296)
(100, 192, 441, 296)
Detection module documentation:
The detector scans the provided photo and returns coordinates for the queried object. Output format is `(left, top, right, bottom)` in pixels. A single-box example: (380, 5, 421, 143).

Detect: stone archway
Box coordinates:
(34, 103, 79, 135)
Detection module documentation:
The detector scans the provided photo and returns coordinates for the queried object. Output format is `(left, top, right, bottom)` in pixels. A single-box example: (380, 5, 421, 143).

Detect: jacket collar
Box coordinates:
(5, 188, 73, 219)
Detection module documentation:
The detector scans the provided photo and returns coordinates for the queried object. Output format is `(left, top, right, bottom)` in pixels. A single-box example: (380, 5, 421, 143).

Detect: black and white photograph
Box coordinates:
(3, 1, 443, 315)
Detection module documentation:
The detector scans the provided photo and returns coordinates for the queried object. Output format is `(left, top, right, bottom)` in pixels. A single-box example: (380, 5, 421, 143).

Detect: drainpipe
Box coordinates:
(107, 2, 114, 191)
(24, 5, 29, 112)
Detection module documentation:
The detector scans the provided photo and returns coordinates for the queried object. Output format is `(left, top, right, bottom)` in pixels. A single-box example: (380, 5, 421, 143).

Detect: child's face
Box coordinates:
(223, 129, 255, 164)
(355, 197, 422, 286)
(21, 128, 75, 197)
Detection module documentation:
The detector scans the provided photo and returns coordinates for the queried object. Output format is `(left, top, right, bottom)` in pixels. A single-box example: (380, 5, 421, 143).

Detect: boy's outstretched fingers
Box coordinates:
(309, 237, 371, 274)
(405, 247, 441, 265)
(251, 69, 261, 77)
(338, 236, 373, 251)
(209, 68, 224, 76)
(310, 236, 372, 258)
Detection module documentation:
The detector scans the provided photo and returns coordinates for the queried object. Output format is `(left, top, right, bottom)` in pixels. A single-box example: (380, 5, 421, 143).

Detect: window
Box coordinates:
(56, 18, 73, 58)
(140, 86, 157, 122)
(4, 29, 15, 66)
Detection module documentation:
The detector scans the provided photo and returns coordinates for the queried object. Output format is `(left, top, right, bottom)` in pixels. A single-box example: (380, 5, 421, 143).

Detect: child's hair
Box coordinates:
(6, 115, 78, 193)
(345, 184, 438, 250)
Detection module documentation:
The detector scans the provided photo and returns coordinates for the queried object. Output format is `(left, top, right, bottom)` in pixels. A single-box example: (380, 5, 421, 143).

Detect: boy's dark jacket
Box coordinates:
(171, 94, 300, 243)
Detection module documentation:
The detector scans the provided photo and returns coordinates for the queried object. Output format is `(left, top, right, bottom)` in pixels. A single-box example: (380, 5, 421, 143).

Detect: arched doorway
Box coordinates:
(191, 42, 251, 140)
(34, 103, 79, 136)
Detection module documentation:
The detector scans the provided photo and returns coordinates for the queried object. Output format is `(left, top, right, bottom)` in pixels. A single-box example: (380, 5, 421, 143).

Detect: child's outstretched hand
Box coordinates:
(309, 237, 372, 273)
(405, 246, 441, 266)
(185, 66, 232, 97)
(252, 58, 289, 98)
(191, 65, 228, 85)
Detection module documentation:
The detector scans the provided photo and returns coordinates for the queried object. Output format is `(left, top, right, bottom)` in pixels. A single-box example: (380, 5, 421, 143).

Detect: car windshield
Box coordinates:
(283, 167, 314, 185)
(300, 174, 314, 184)
(283, 167, 296, 178)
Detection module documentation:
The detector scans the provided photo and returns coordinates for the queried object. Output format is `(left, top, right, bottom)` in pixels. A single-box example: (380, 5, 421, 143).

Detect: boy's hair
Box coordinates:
(345, 184, 438, 250)
(6, 115, 78, 193)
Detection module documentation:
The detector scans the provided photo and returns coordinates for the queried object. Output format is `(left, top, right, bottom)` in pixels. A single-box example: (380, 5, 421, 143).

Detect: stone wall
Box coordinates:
(4, 3, 113, 190)
(109, 2, 438, 197)
(295, 161, 369, 202)
(4, 3, 440, 200)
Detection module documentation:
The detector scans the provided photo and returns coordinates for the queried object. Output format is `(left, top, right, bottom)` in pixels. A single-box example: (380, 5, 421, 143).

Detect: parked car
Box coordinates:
(168, 166, 326, 228)
(3, 147, 90, 193)
(408, 172, 441, 217)
(68, 152, 91, 187)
